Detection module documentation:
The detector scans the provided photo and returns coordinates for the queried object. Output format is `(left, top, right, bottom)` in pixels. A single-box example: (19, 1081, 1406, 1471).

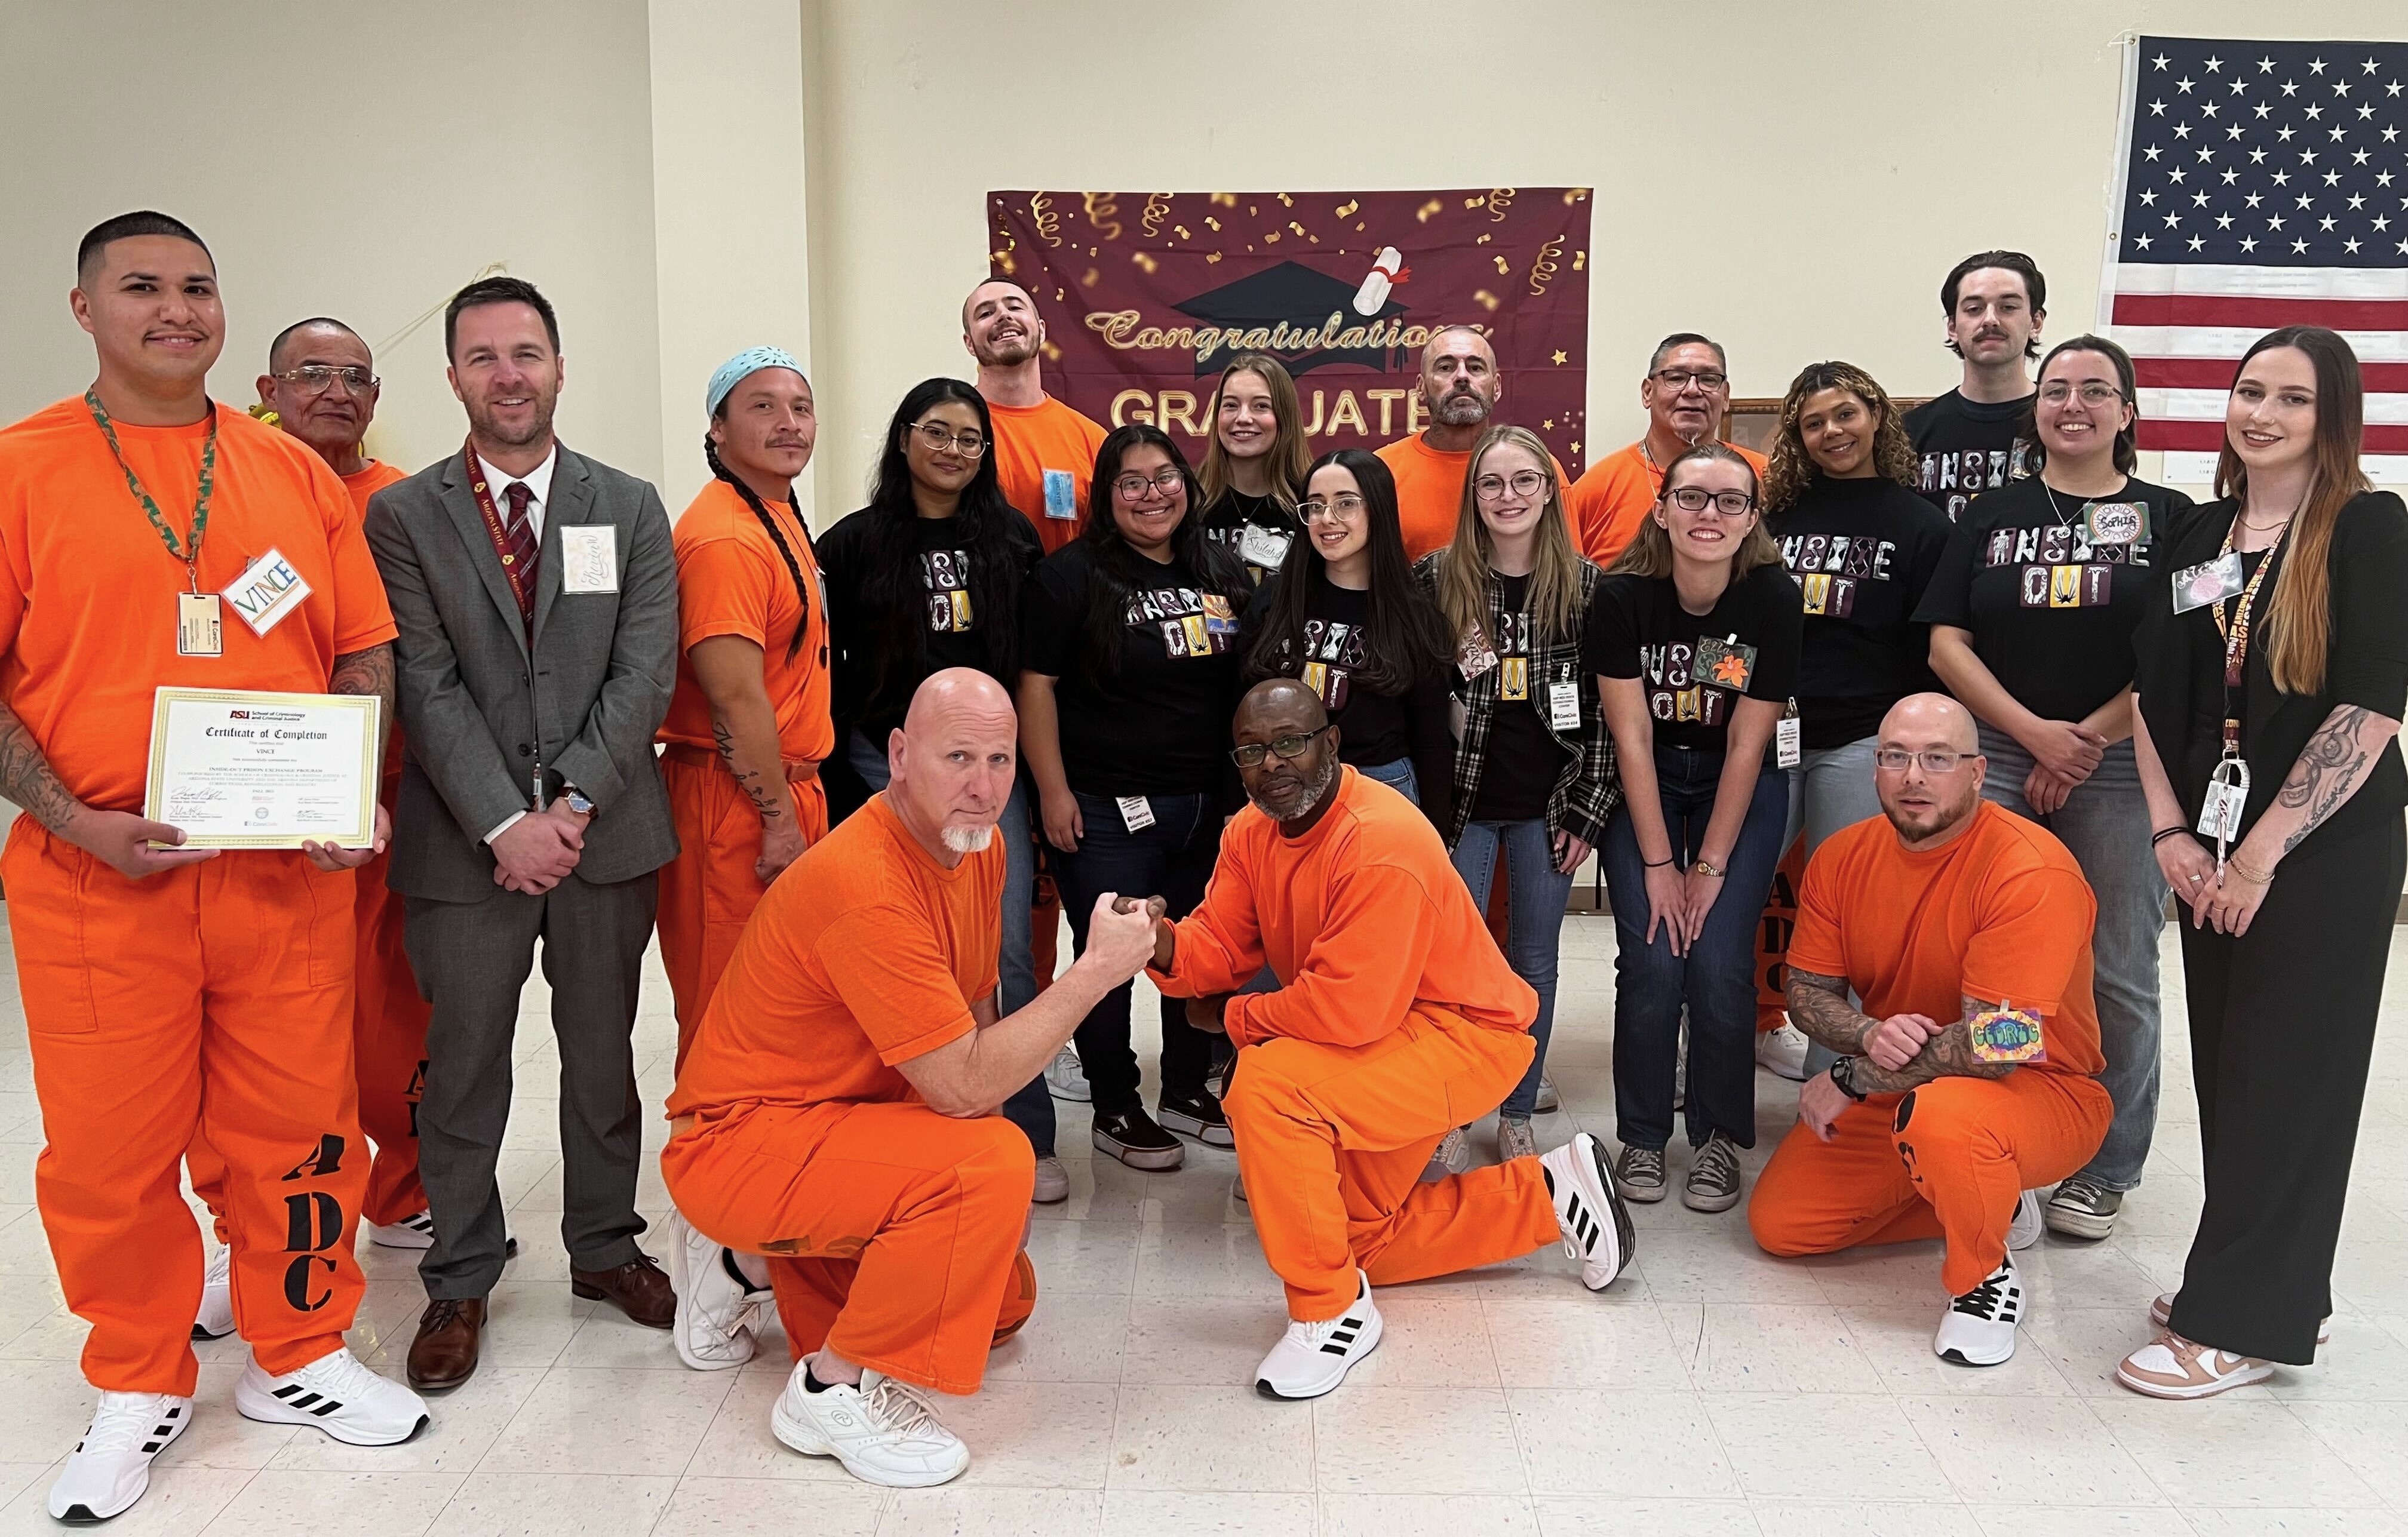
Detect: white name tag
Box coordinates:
(222, 548, 311, 638)
(176, 592, 223, 657)
(1776, 715, 1802, 769)
(1238, 523, 1293, 569)
(2197, 778, 2247, 841)
(1116, 795, 1155, 832)
(1547, 680, 1581, 731)
(559, 525, 619, 594)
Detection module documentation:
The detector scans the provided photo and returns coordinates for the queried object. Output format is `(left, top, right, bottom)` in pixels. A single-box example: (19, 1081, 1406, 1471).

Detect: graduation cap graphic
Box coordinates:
(1172, 260, 1408, 379)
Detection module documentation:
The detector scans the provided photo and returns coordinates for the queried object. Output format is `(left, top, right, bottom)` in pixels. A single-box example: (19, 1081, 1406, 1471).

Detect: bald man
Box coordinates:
(1747, 694, 2111, 1369)
(964, 278, 1105, 555)
(661, 669, 1159, 1488)
(1145, 680, 1633, 1400)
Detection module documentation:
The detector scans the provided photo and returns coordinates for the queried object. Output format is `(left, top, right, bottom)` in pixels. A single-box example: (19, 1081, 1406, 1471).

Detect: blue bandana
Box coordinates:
(705, 346, 805, 417)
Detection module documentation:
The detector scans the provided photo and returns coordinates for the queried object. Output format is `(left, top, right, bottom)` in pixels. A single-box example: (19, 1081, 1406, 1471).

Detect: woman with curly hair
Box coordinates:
(1762, 362, 1952, 861)
(1915, 334, 2196, 1243)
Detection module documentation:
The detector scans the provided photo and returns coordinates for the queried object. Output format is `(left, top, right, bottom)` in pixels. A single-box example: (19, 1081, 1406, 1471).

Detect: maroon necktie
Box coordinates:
(502, 482, 538, 619)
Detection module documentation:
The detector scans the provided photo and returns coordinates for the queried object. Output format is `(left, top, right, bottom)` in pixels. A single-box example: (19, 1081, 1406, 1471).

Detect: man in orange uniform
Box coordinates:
(965, 278, 1105, 554)
(1145, 680, 1635, 1400)
(1566, 333, 1768, 566)
(0, 213, 428, 1524)
(655, 347, 831, 1068)
(1377, 325, 1567, 560)
(662, 668, 1160, 1487)
(1748, 693, 2109, 1368)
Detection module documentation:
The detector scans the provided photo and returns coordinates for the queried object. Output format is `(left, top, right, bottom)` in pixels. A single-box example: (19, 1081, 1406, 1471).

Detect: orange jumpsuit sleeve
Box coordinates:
(1784, 850, 1850, 982)
(1959, 864, 2097, 1022)
(1150, 849, 1270, 1003)
(819, 902, 982, 1066)
(312, 454, 398, 654)
(678, 534, 778, 651)
(1224, 860, 1444, 1050)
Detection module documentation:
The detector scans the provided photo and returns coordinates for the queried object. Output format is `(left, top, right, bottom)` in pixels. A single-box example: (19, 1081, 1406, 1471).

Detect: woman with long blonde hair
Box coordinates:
(1197, 353, 1313, 582)
(2123, 325, 2408, 1398)
(1417, 425, 1617, 1162)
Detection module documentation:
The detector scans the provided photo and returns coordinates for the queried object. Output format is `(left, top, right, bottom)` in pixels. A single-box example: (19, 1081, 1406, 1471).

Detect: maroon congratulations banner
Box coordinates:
(988, 189, 1593, 475)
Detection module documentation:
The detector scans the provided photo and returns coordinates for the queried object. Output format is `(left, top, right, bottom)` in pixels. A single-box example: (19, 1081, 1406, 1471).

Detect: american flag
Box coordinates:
(2102, 36, 2407, 485)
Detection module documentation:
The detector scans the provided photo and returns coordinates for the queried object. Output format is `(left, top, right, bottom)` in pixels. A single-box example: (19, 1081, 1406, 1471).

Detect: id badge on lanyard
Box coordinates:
(1546, 666, 1581, 731)
(1776, 700, 1802, 769)
(2201, 517, 2283, 872)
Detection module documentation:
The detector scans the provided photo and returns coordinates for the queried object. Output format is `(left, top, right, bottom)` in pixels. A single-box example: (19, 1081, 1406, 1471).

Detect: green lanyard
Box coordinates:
(85, 388, 217, 591)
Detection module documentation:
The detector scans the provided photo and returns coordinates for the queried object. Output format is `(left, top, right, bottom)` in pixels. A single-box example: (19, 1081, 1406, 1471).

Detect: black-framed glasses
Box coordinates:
(1664, 486, 1756, 516)
(2037, 382, 2126, 407)
(1300, 494, 1366, 521)
(1229, 724, 1332, 768)
(912, 421, 986, 456)
(1873, 748, 1971, 774)
(1114, 468, 1185, 499)
(275, 365, 377, 395)
(1651, 368, 1728, 392)
(1473, 469, 1550, 502)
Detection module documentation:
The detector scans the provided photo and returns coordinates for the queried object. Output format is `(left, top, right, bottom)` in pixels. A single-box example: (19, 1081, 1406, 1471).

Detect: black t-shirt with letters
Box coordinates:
(1467, 573, 1606, 823)
(1903, 388, 2037, 522)
(819, 506, 1043, 742)
(1914, 474, 2196, 725)
(1200, 490, 1301, 585)
(1593, 560, 1804, 757)
(1769, 475, 1954, 749)
(1022, 540, 1245, 797)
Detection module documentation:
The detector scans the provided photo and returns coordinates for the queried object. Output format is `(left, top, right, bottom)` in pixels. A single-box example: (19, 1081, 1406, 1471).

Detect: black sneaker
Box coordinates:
(1092, 1106, 1187, 1170)
(1156, 1090, 1234, 1148)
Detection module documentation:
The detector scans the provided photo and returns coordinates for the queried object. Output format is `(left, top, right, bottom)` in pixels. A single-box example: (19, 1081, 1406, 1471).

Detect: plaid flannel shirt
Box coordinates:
(1413, 552, 1620, 850)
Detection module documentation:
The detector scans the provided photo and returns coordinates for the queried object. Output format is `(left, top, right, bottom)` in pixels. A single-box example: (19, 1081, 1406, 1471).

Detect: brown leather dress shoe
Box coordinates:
(570, 1254, 675, 1329)
(407, 1296, 486, 1391)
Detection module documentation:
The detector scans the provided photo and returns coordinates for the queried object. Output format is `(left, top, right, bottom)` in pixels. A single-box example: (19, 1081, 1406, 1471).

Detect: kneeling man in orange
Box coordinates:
(659, 668, 1159, 1488)
(1747, 693, 2111, 1367)
(1146, 679, 1635, 1400)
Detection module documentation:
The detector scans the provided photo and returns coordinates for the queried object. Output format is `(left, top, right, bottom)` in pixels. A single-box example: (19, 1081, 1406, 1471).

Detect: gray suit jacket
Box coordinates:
(365, 445, 679, 902)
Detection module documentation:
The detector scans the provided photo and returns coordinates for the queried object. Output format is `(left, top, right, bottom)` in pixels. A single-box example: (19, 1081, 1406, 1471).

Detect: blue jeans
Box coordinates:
(1978, 725, 2164, 1192)
(1357, 757, 1419, 803)
(1054, 790, 1222, 1114)
(849, 728, 1052, 1154)
(1604, 746, 1789, 1151)
(1449, 819, 1572, 1120)
(1783, 734, 1887, 1078)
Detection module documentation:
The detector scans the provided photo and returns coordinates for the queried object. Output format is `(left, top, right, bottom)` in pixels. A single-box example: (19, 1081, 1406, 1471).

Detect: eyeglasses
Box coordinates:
(1473, 469, 1550, 502)
(1664, 486, 1756, 516)
(1113, 468, 1186, 499)
(1228, 724, 1332, 768)
(1873, 748, 1971, 774)
(275, 365, 377, 395)
(912, 422, 987, 456)
(1300, 494, 1366, 521)
(1651, 368, 1728, 392)
(2038, 382, 2126, 407)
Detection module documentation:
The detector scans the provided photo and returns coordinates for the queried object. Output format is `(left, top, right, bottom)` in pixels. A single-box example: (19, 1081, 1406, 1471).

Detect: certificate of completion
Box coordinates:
(143, 688, 381, 849)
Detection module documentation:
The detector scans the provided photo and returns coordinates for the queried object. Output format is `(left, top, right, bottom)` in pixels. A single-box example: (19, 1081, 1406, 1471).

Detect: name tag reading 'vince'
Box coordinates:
(223, 549, 311, 638)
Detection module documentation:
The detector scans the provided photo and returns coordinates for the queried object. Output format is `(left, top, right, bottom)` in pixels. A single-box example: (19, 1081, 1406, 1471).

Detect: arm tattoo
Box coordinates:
(2277, 705, 2373, 854)
(331, 643, 397, 760)
(711, 717, 783, 821)
(1848, 994, 2018, 1094)
(1784, 968, 1873, 1055)
(0, 699, 81, 832)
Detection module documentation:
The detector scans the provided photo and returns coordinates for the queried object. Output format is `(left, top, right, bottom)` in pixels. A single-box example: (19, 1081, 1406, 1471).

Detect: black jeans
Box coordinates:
(1054, 790, 1221, 1114)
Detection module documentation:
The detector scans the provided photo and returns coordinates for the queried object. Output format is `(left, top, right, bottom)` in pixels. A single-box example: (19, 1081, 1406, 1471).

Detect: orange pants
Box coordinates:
(658, 753, 829, 1070)
(1224, 1009, 1562, 1320)
(2, 822, 368, 1394)
(1749, 1069, 2111, 1295)
(661, 1099, 1035, 1395)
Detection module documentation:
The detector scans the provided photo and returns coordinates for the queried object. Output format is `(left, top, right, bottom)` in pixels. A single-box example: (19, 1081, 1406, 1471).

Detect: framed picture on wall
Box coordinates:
(1725, 397, 1933, 457)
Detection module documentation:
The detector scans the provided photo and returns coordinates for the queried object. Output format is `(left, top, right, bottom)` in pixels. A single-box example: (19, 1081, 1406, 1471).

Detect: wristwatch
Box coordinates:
(1692, 857, 1725, 878)
(562, 787, 596, 816)
(1828, 1055, 1870, 1102)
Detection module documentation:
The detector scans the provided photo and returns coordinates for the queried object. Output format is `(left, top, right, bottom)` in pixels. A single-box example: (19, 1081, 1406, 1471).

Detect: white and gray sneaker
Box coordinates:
(235, 1347, 429, 1445)
(1755, 1021, 1813, 1081)
(2044, 1176, 2123, 1240)
(668, 1208, 772, 1370)
(194, 1241, 235, 1340)
(771, 1362, 969, 1487)
(1496, 1115, 1538, 1164)
(47, 1392, 192, 1523)
(1612, 1143, 1667, 1203)
(1254, 1269, 1383, 1400)
(366, 1209, 438, 1249)
(2008, 1189, 2044, 1252)
(1420, 1126, 1472, 1182)
(1031, 1155, 1070, 1205)
(1934, 1253, 2023, 1366)
(1532, 1075, 1561, 1114)
(1540, 1131, 1635, 1290)
(1683, 1132, 1743, 1213)
(1043, 1046, 1091, 1103)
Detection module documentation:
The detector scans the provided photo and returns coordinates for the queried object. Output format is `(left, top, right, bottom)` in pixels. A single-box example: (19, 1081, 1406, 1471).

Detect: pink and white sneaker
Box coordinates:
(2116, 1333, 2274, 1399)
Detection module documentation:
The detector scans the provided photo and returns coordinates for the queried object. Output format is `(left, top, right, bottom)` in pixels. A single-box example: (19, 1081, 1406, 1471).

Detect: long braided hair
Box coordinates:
(704, 414, 818, 660)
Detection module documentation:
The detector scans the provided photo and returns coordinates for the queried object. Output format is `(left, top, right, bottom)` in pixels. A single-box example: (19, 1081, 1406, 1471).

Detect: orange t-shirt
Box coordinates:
(1377, 434, 1572, 562)
(658, 479, 834, 764)
(0, 396, 398, 813)
(988, 395, 1106, 555)
(668, 792, 1005, 1116)
(339, 458, 411, 780)
(1787, 800, 2104, 1079)
(1567, 439, 1771, 567)
(1150, 767, 1537, 1048)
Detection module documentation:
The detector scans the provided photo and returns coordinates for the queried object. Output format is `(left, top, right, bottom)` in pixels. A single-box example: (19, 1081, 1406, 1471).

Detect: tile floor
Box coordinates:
(1, 913, 2407, 1535)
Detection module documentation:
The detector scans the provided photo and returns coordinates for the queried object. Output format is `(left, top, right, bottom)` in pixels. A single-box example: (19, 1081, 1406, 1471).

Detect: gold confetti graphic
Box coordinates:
(1210, 192, 1236, 207)
(1141, 193, 1171, 238)
(1472, 289, 1501, 311)
(1289, 222, 1307, 236)
(1492, 255, 1511, 273)
(1572, 250, 1587, 270)
(1083, 192, 1122, 241)
(1174, 225, 1190, 240)
(1030, 192, 1061, 248)
(1464, 195, 1486, 210)
(1476, 233, 1492, 245)
(1551, 350, 1569, 365)
(1488, 187, 1517, 223)
(993, 250, 1018, 276)
(1206, 252, 1222, 264)
(1417, 198, 1444, 222)
(1564, 188, 1591, 204)
(1276, 193, 1294, 207)
(1131, 251, 1159, 273)
(1081, 267, 1098, 287)
(1334, 199, 1359, 218)
(1265, 231, 1281, 243)
(1527, 235, 1563, 297)
(1206, 217, 1222, 232)
(1042, 341, 1061, 361)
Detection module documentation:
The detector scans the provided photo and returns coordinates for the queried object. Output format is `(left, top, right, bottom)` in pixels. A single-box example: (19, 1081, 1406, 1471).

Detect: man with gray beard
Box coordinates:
(1136, 680, 1633, 1400)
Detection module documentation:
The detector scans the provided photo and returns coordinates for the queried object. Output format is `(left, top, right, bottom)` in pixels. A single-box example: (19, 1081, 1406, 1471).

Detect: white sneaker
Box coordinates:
(2150, 1291, 2329, 1347)
(1497, 1116, 1538, 1164)
(47, 1392, 192, 1523)
(1538, 1131, 1634, 1290)
(1934, 1254, 2023, 1366)
(366, 1210, 437, 1249)
(1420, 1126, 1471, 1182)
(2008, 1189, 2044, 1252)
(1043, 1046, 1090, 1103)
(1755, 1022, 1812, 1081)
(235, 1347, 429, 1446)
(668, 1209, 771, 1371)
(770, 1363, 969, 1487)
(2117, 1333, 2273, 1398)
(1031, 1155, 1069, 1205)
(1532, 1075, 1561, 1114)
(194, 1243, 235, 1340)
(1254, 1270, 1383, 1400)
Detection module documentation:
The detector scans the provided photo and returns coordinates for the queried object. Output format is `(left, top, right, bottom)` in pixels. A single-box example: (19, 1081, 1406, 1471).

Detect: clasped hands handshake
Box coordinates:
(1086, 893, 1232, 1037)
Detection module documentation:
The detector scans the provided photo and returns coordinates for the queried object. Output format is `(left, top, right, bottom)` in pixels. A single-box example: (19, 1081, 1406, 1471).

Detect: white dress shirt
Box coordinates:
(477, 444, 561, 847)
